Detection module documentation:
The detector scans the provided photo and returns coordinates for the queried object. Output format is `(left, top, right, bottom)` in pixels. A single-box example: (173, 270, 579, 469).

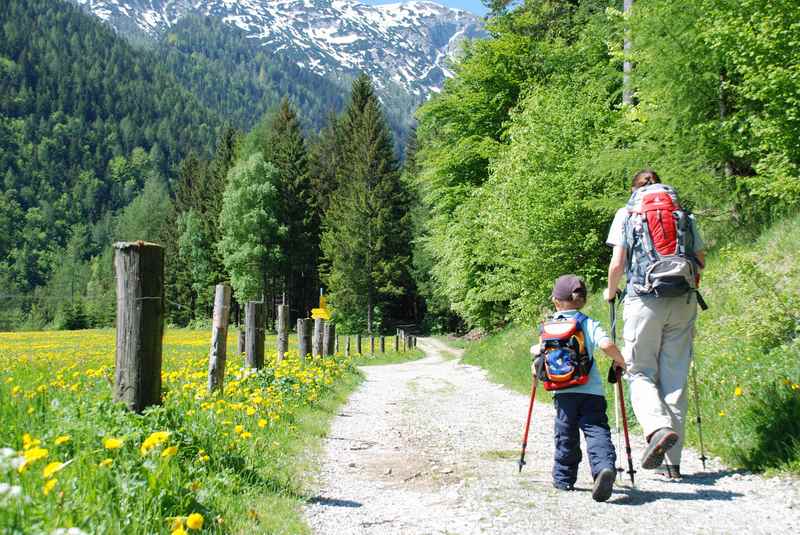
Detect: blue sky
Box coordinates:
(363, 1, 489, 16)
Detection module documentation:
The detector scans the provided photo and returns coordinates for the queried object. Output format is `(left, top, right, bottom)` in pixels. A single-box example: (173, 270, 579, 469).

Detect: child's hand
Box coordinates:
(530, 344, 541, 356)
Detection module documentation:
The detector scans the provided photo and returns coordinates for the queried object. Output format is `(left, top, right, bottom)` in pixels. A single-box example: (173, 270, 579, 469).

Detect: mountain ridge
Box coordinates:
(71, 0, 486, 99)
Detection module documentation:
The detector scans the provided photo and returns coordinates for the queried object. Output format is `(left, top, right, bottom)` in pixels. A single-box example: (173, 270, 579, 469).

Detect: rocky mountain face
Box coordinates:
(71, 0, 485, 100)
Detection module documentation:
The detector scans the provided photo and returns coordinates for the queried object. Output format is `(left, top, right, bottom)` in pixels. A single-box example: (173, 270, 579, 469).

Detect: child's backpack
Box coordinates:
(624, 184, 700, 298)
(534, 312, 593, 391)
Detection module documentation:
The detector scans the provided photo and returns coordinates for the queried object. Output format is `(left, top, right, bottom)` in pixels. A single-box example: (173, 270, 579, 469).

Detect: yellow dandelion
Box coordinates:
(258, 419, 267, 429)
(42, 461, 65, 479)
(186, 513, 204, 530)
(718, 410, 726, 417)
(234, 425, 244, 434)
(99, 458, 113, 468)
(18, 446, 49, 472)
(170, 517, 185, 531)
(43, 478, 57, 496)
(103, 437, 124, 450)
(54, 435, 71, 446)
(161, 446, 178, 458)
(171, 526, 188, 535)
(240, 432, 252, 439)
(734, 386, 743, 397)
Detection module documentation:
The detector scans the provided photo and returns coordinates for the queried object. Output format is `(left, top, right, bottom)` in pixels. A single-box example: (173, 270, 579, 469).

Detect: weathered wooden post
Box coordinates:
(297, 318, 312, 363)
(380, 335, 385, 353)
(207, 283, 232, 393)
(245, 301, 265, 369)
(370, 335, 375, 355)
(113, 241, 164, 413)
(313, 318, 323, 357)
(323, 322, 336, 356)
(276, 304, 289, 362)
(345, 335, 351, 357)
(402, 330, 407, 352)
(394, 332, 399, 352)
(356, 334, 362, 355)
(237, 329, 245, 355)
(335, 334, 340, 354)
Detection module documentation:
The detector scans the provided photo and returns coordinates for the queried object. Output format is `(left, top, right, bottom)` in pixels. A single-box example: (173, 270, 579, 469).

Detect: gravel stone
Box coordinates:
(304, 338, 799, 534)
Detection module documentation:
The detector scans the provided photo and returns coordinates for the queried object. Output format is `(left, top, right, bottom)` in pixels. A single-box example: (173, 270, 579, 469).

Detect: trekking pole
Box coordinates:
(517, 374, 538, 473)
(610, 293, 636, 486)
(610, 300, 624, 481)
(690, 360, 708, 470)
(616, 367, 636, 486)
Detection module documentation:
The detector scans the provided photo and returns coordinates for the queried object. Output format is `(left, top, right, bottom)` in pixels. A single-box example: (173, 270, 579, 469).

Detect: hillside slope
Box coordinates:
(461, 214, 800, 473)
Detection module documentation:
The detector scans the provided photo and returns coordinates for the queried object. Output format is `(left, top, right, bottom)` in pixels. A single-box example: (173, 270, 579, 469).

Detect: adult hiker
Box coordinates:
(603, 170, 706, 479)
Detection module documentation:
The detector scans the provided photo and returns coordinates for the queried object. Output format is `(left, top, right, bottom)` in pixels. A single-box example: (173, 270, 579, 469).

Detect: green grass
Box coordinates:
(353, 348, 425, 366)
(0, 329, 368, 534)
(450, 213, 800, 474)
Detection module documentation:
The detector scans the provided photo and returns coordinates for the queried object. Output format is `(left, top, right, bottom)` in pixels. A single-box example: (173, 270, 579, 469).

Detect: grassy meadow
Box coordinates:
(0, 328, 420, 534)
(460, 215, 800, 474)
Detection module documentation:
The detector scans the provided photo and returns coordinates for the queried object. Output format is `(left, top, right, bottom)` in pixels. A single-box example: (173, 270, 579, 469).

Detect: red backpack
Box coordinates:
(624, 184, 701, 298)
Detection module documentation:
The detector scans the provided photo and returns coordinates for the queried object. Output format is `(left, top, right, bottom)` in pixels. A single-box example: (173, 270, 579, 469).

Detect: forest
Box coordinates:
(1, 0, 799, 337)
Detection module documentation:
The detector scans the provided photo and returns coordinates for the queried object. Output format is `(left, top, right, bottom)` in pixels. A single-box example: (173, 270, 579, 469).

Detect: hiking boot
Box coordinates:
(592, 468, 616, 502)
(641, 428, 679, 469)
(552, 481, 574, 491)
(655, 464, 682, 480)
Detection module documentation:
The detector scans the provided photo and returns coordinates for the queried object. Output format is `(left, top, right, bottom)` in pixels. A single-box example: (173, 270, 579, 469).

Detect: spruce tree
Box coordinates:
(321, 75, 413, 333)
(261, 98, 318, 317)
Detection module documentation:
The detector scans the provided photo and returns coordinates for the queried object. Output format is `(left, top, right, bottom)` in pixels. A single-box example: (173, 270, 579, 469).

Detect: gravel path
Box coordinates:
(304, 338, 799, 534)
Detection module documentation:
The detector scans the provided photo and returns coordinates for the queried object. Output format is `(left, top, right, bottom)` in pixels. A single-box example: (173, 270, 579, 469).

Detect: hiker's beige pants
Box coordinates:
(623, 293, 697, 466)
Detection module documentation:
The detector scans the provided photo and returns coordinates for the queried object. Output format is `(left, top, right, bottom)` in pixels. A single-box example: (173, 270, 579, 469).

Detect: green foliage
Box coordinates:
(320, 75, 414, 332)
(115, 176, 173, 244)
(218, 154, 285, 302)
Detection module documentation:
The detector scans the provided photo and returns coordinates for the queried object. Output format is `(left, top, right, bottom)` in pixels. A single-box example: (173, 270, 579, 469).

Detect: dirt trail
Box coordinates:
(304, 338, 798, 534)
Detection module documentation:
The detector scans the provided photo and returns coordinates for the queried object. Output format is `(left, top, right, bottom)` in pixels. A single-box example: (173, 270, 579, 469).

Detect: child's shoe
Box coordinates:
(591, 468, 616, 502)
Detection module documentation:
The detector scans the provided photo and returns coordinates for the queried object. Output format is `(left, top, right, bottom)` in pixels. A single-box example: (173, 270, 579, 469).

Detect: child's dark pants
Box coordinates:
(553, 393, 616, 487)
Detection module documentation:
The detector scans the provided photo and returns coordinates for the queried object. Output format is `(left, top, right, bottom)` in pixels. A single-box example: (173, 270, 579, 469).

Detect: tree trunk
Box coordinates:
(623, 0, 634, 106)
(313, 318, 323, 357)
(113, 241, 164, 413)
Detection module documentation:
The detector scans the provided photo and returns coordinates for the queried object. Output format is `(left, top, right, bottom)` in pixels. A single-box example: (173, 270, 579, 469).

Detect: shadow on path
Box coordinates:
(308, 496, 363, 508)
(610, 487, 743, 505)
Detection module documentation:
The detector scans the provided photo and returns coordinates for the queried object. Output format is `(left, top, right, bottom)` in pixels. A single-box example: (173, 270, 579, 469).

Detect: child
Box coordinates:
(531, 274, 626, 502)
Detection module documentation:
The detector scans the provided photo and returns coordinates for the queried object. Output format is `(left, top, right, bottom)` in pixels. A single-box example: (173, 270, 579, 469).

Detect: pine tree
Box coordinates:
(261, 98, 318, 318)
(321, 75, 413, 333)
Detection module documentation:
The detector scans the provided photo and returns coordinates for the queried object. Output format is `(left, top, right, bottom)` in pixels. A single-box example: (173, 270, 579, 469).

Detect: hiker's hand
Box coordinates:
(530, 344, 541, 356)
(603, 288, 618, 302)
(607, 363, 625, 384)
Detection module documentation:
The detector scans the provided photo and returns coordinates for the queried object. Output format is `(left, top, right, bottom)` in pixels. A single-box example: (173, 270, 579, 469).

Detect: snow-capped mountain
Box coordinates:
(71, 0, 485, 97)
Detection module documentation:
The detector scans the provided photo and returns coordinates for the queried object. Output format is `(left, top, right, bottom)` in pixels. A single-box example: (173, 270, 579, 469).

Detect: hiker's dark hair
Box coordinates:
(632, 169, 660, 189)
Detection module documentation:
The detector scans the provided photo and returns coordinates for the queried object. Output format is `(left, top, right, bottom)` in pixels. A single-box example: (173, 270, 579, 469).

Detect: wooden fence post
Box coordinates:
(335, 334, 340, 354)
(394, 332, 399, 352)
(345, 335, 351, 357)
(276, 304, 289, 362)
(313, 318, 323, 357)
(380, 335, 385, 353)
(207, 283, 232, 393)
(323, 322, 336, 356)
(245, 301, 265, 369)
(370, 335, 375, 355)
(113, 241, 164, 413)
(402, 330, 407, 352)
(356, 334, 362, 355)
(297, 318, 312, 364)
(237, 329, 245, 355)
